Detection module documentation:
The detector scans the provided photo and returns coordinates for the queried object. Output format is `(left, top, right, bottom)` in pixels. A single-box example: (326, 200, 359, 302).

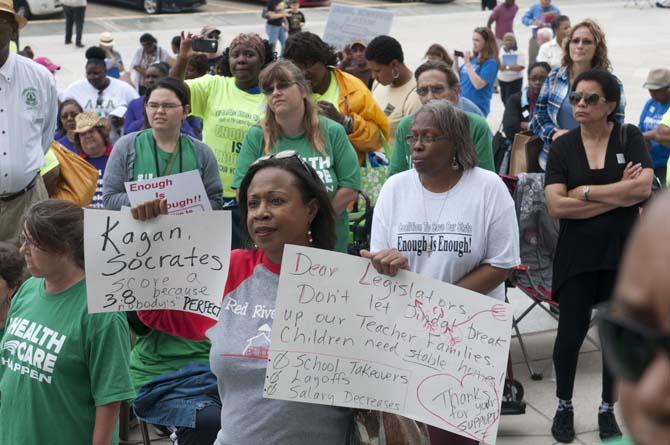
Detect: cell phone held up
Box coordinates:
(192, 38, 218, 53)
(454, 50, 465, 58)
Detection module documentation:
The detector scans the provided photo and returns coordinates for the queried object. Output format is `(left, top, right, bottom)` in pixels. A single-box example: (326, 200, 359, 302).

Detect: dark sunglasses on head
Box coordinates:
(416, 85, 446, 97)
(251, 150, 319, 180)
(475, 27, 489, 40)
(597, 304, 670, 382)
(262, 81, 296, 96)
(568, 91, 607, 106)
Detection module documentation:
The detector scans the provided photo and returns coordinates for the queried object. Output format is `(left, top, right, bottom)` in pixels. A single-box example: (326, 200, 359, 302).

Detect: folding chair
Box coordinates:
(503, 173, 599, 380)
(118, 401, 152, 445)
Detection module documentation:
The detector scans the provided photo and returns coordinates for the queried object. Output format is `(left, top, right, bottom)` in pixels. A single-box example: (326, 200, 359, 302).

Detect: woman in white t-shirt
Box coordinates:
(363, 99, 520, 444)
(498, 32, 526, 106)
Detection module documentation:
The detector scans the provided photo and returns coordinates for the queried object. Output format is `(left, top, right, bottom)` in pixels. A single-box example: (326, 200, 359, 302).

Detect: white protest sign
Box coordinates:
(264, 245, 512, 444)
(322, 4, 394, 51)
(125, 170, 211, 215)
(84, 209, 231, 320)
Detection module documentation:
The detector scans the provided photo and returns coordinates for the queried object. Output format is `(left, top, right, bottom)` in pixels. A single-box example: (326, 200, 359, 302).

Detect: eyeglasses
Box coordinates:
(251, 150, 318, 179)
(19, 232, 36, 249)
(570, 37, 595, 46)
(597, 305, 670, 381)
(529, 76, 548, 83)
(568, 91, 607, 106)
(262, 81, 296, 96)
(405, 135, 449, 146)
(146, 102, 183, 110)
(416, 85, 447, 97)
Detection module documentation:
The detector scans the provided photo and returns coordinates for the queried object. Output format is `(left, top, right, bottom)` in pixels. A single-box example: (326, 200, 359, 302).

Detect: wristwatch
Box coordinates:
(505, 65, 510, 71)
(582, 185, 590, 201)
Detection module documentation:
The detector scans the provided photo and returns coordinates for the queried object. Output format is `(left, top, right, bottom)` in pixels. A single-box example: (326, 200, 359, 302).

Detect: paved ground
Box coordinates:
(17, 0, 668, 443)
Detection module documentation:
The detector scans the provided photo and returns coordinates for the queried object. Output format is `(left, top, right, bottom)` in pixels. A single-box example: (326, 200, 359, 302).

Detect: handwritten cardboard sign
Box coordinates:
(125, 170, 211, 215)
(322, 4, 394, 51)
(84, 210, 231, 319)
(264, 245, 512, 444)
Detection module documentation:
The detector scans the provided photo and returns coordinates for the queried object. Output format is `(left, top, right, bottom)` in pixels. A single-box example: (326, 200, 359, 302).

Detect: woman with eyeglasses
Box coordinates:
(597, 193, 670, 445)
(170, 32, 276, 248)
(134, 154, 352, 444)
(54, 99, 84, 153)
(233, 60, 361, 253)
(544, 69, 653, 444)
(61, 47, 139, 118)
(531, 19, 625, 170)
(283, 32, 389, 165)
(365, 100, 520, 445)
(502, 61, 551, 138)
(389, 60, 494, 177)
(454, 27, 499, 117)
(0, 200, 135, 445)
(104, 77, 223, 211)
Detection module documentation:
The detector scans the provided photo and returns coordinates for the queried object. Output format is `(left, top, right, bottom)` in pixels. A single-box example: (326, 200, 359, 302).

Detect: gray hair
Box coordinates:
(537, 28, 554, 42)
(413, 100, 477, 171)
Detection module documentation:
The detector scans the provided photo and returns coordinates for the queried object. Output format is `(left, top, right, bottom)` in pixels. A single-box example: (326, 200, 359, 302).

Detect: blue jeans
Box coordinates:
(265, 23, 287, 56)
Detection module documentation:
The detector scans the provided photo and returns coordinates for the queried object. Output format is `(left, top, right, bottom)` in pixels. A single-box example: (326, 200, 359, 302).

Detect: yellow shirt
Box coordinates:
(40, 148, 59, 175)
(187, 75, 265, 198)
(9, 41, 17, 53)
(662, 108, 670, 127)
(311, 72, 340, 106)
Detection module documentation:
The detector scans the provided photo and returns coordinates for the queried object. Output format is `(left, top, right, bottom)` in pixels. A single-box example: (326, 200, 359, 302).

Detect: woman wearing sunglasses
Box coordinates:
(233, 60, 361, 253)
(365, 99, 520, 445)
(530, 19, 625, 170)
(134, 155, 352, 444)
(544, 69, 653, 444)
(454, 26, 499, 117)
(597, 193, 670, 445)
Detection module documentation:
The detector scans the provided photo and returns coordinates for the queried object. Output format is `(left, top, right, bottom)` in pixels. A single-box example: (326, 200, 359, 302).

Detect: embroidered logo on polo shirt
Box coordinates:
(22, 88, 38, 109)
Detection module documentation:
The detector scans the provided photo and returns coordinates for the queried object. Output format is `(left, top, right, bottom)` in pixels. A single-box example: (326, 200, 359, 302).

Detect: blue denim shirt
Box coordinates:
(133, 362, 221, 428)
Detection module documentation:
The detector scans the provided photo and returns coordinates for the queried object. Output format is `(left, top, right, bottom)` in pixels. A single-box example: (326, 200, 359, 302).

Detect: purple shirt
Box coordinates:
(490, 4, 519, 39)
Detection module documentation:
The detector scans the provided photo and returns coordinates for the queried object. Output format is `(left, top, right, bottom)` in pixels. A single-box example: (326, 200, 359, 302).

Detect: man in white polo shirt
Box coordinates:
(537, 15, 570, 69)
(0, 0, 58, 244)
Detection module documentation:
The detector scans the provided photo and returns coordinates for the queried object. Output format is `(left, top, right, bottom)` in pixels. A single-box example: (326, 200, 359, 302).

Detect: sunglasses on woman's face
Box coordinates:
(568, 91, 607, 106)
(598, 305, 670, 382)
(262, 81, 296, 96)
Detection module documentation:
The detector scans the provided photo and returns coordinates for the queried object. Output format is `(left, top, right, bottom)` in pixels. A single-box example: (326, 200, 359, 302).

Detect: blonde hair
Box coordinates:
(562, 19, 611, 71)
(258, 60, 326, 156)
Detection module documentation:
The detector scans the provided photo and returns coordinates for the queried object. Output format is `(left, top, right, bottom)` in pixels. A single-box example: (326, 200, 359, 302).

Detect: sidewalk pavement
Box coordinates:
(127, 286, 615, 444)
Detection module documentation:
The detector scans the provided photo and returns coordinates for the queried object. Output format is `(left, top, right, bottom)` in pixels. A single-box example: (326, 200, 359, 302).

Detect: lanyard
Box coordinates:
(152, 135, 183, 178)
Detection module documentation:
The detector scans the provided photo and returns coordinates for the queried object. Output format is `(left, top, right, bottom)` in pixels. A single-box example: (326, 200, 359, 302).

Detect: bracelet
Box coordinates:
(583, 185, 590, 201)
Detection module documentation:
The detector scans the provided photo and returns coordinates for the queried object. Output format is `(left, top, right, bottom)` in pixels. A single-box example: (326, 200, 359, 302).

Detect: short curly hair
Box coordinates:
(284, 32, 338, 67)
(365, 35, 404, 65)
(0, 242, 25, 292)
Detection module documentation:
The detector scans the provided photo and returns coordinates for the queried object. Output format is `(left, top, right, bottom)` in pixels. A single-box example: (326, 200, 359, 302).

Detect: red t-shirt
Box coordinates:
(490, 4, 519, 39)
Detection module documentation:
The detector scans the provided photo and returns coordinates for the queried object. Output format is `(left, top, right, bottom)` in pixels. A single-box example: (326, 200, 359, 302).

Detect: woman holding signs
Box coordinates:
(134, 154, 352, 444)
(234, 60, 361, 253)
(103, 77, 223, 211)
(0, 200, 135, 445)
(364, 100, 520, 444)
(102, 77, 224, 443)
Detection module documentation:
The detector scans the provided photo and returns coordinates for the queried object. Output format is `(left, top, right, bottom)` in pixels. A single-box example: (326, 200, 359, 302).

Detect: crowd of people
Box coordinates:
(1, 0, 670, 444)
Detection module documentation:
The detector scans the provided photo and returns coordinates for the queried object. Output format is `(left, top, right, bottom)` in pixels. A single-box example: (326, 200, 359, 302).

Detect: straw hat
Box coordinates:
(74, 112, 108, 133)
(0, 0, 27, 29)
(99, 32, 115, 47)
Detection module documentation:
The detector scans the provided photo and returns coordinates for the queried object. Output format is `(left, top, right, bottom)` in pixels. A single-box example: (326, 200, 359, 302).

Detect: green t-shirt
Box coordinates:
(601, 438, 633, 445)
(187, 75, 265, 198)
(388, 112, 495, 176)
(129, 330, 210, 390)
(233, 115, 361, 253)
(0, 278, 135, 445)
(132, 129, 199, 181)
(312, 72, 340, 106)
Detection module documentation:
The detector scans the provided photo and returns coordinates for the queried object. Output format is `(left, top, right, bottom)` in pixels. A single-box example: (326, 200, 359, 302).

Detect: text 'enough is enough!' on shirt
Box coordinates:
(186, 75, 265, 198)
(370, 168, 520, 301)
(0, 277, 135, 445)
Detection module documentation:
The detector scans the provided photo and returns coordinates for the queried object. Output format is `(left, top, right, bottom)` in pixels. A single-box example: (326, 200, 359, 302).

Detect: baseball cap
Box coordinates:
(34, 56, 60, 73)
(642, 69, 670, 90)
(109, 106, 127, 119)
(350, 39, 368, 49)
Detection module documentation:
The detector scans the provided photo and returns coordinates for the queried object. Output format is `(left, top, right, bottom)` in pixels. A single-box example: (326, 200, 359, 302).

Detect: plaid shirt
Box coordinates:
(530, 66, 626, 168)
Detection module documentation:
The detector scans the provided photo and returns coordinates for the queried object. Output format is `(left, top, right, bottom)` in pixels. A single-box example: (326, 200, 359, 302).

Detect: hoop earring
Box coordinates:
(392, 68, 400, 80)
(451, 154, 459, 170)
